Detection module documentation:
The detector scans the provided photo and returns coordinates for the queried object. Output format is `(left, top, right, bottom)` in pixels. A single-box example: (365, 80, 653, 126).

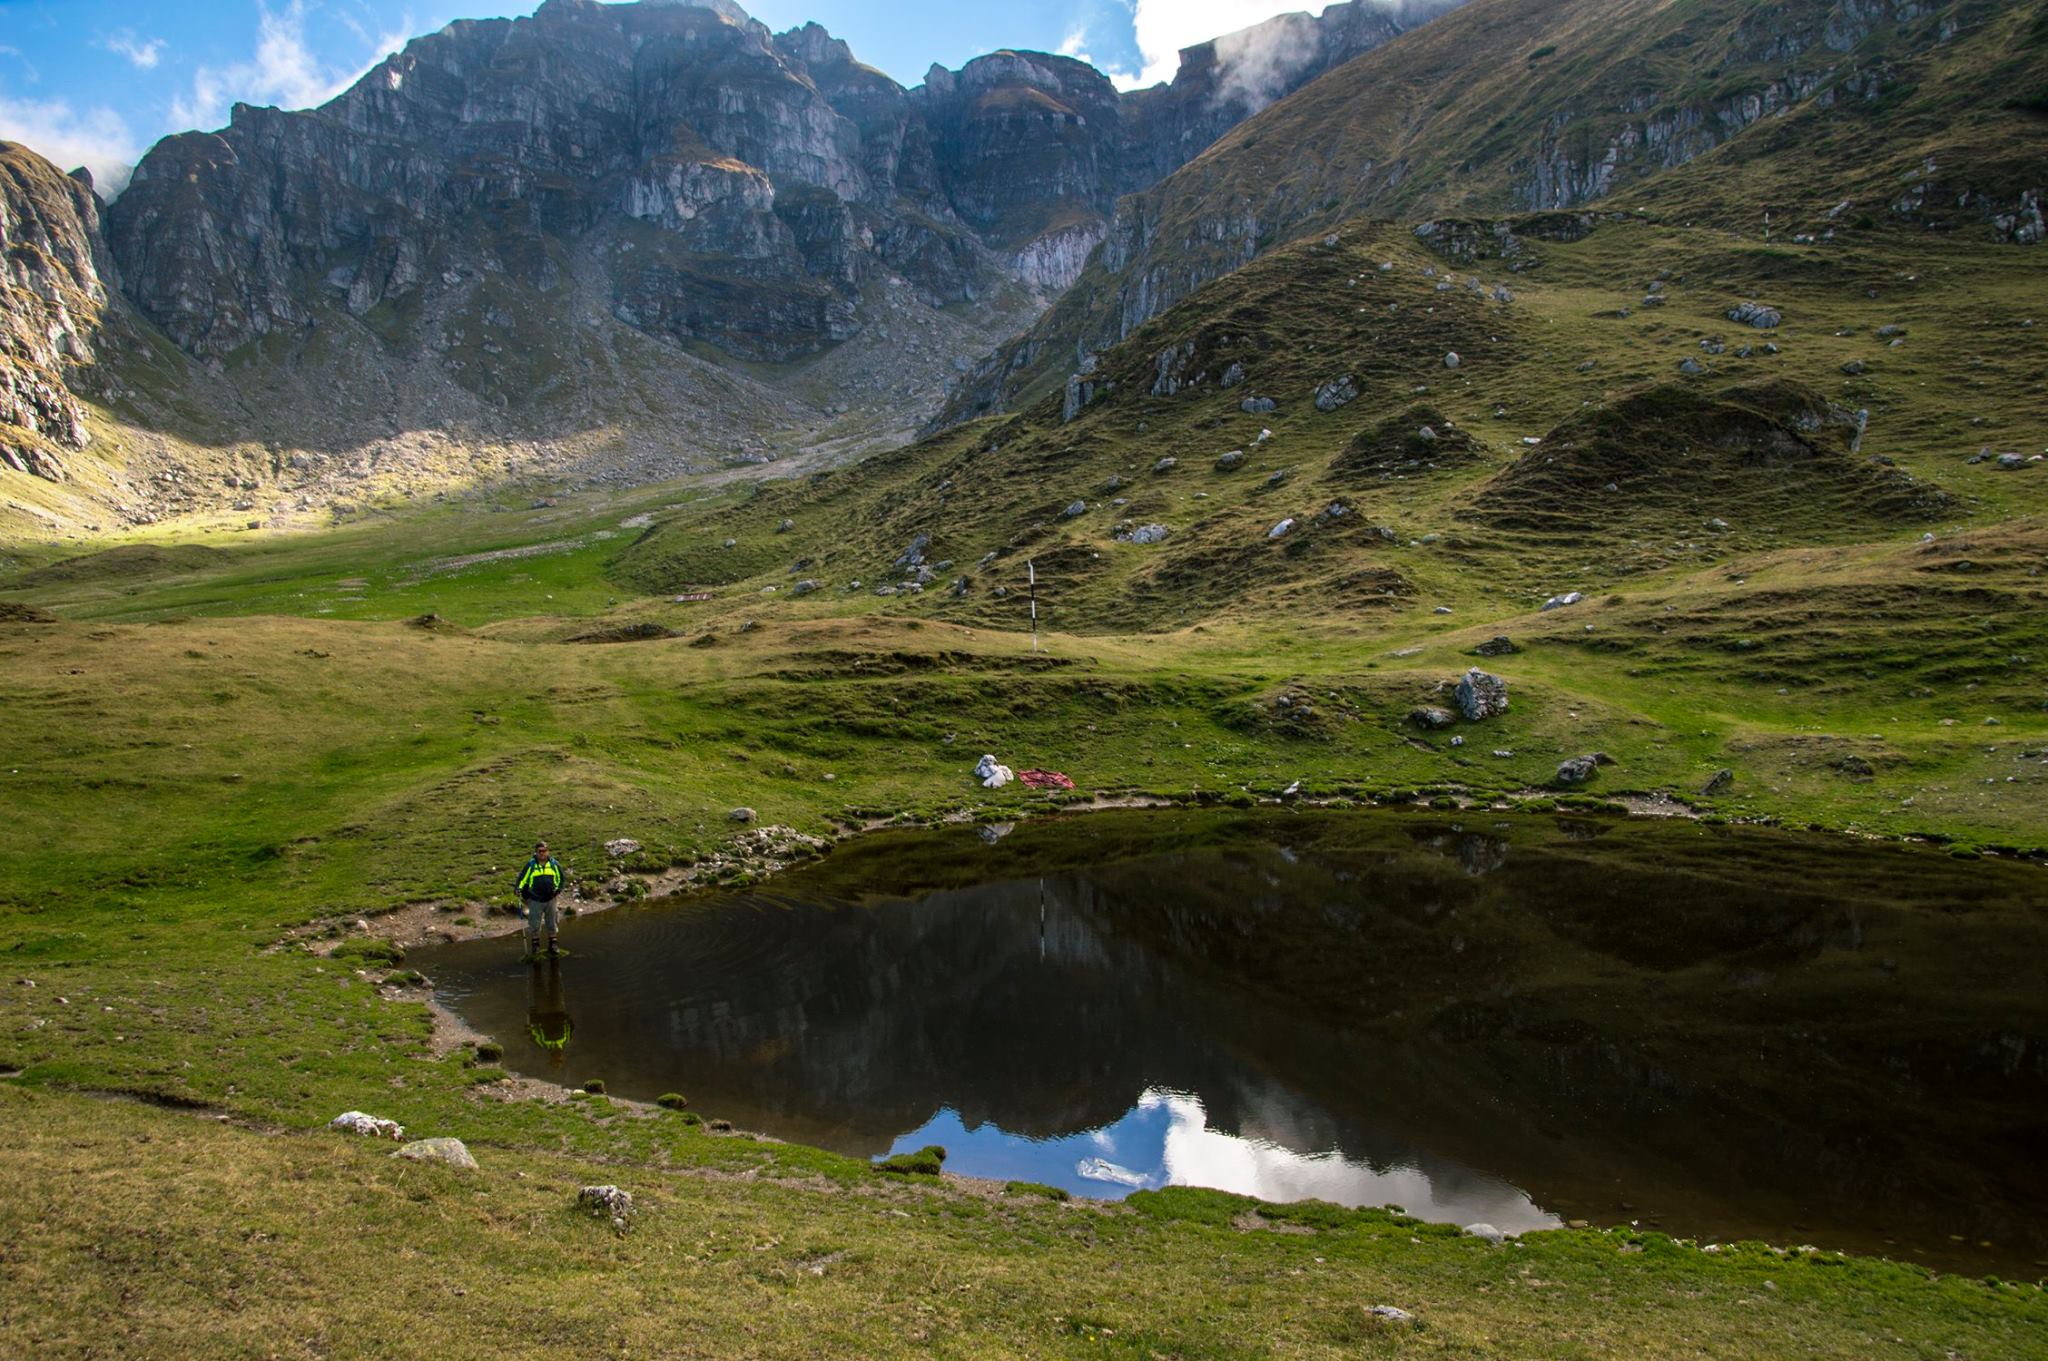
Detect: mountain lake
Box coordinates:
(414, 809, 2048, 1276)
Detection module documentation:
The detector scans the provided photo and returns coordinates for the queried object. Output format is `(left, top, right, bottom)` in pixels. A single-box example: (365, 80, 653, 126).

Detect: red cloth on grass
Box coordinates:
(1018, 769, 1076, 790)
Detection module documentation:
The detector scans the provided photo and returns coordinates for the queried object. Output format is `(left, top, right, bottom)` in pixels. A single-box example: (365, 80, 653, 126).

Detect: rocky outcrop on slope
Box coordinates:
(0, 148, 125, 481)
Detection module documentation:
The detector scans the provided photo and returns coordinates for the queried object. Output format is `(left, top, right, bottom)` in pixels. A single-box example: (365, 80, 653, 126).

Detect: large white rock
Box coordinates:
(330, 1110, 404, 1141)
(393, 1137, 478, 1169)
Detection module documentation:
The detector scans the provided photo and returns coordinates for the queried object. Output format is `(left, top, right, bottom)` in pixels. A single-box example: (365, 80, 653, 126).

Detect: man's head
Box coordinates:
(535, 841, 549, 858)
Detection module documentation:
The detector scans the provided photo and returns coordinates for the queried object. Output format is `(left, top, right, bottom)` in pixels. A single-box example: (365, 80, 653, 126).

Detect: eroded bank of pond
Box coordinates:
(415, 810, 2048, 1275)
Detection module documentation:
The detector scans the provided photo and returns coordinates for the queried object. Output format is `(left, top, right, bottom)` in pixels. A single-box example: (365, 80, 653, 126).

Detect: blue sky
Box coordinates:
(0, 0, 1334, 193)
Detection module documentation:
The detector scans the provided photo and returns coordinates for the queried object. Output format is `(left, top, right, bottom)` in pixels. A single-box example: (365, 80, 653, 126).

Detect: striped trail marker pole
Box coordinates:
(1028, 559, 1039, 653)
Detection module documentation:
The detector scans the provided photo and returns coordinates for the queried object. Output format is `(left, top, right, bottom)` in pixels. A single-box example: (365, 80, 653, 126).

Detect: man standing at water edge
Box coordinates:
(516, 841, 566, 958)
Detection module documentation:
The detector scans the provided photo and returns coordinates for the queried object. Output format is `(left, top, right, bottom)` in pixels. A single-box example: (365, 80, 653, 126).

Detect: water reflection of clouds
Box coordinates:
(890, 1088, 1560, 1234)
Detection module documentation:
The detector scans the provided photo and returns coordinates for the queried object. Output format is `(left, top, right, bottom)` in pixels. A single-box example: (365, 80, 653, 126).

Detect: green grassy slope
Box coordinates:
(1, 1, 2045, 1350)
(2, 1084, 2042, 1360)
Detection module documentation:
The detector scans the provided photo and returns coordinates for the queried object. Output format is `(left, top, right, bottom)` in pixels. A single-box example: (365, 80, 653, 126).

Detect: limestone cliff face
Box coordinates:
(107, 0, 916, 365)
(102, 0, 1445, 367)
(914, 1, 1442, 294)
(0, 146, 115, 481)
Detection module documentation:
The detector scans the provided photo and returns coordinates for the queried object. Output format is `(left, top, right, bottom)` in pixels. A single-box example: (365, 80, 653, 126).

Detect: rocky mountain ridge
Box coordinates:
(941, 0, 2048, 426)
(2, 0, 1460, 530)
(100, 0, 1447, 365)
(0, 153, 114, 482)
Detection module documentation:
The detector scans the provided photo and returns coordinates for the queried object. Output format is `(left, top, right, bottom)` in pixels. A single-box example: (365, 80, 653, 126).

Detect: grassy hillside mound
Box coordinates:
(1463, 381, 1952, 543)
(1329, 404, 1491, 484)
(6, 542, 226, 589)
(616, 197, 2042, 634)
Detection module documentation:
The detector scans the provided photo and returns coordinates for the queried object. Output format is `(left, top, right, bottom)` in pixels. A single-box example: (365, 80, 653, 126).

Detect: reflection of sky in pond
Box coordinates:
(890, 1088, 1560, 1234)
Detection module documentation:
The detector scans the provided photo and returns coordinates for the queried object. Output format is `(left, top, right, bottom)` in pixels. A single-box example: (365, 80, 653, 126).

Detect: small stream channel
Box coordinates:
(415, 809, 2048, 1276)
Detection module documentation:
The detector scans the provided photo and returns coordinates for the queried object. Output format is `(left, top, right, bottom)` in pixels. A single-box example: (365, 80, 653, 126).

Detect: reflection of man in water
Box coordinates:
(527, 957, 573, 1068)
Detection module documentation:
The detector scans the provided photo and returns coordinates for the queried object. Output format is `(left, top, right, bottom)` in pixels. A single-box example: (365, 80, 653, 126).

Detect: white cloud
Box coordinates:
(171, 1, 408, 131)
(103, 30, 167, 71)
(1113, 0, 1339, 91)
(333, 15, 415, 94)
(0, 93, 141, 194)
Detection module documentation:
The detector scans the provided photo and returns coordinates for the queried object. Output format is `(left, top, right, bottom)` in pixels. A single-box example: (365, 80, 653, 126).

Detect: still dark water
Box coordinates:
(415, 811, 2048, 1274)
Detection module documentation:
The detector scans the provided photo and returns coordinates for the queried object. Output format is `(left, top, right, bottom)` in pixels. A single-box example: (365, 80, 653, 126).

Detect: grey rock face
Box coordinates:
(1240, 395, 1277, 414)
(1555, 755, 1599, 785)
(1313, 375, 1359, 412)
(1408, 706, 1455, 730)
(1062, 372, 1099, 423)
(1116, 523, 1169, 545)
(0, 146, 113, 481)
(1472, 635, 1516, 657)
(894, 533, 931, 570)
(1454, 668, 1508, 721)
(1728, 301, 1782, 328)
(1216, 450, 1245, 470)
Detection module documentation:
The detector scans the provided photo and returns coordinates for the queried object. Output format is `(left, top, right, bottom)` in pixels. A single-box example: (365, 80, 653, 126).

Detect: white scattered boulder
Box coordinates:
(603, 838, 641, 858)
(1541, 591, 1584, 611)
(1464, 1222, 1507, 1244)
(579, 1184, 635, 1228)
(330, 1111, 404, 1141)
(1267, 518, 1296, 540)
(1443, 352, 1461, 369)
(394, 1137, 477, 1169)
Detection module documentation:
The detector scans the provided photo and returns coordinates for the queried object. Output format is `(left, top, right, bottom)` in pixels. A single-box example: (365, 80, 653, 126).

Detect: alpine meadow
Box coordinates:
(2, 1, 2046, 1357)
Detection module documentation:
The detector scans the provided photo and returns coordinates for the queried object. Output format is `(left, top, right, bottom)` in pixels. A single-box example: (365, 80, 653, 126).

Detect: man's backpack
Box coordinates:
(525, 859, 562, 901)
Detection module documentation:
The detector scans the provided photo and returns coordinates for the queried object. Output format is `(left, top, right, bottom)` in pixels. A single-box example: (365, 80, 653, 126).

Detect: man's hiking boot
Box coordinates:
(546, 936, 559, 957)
